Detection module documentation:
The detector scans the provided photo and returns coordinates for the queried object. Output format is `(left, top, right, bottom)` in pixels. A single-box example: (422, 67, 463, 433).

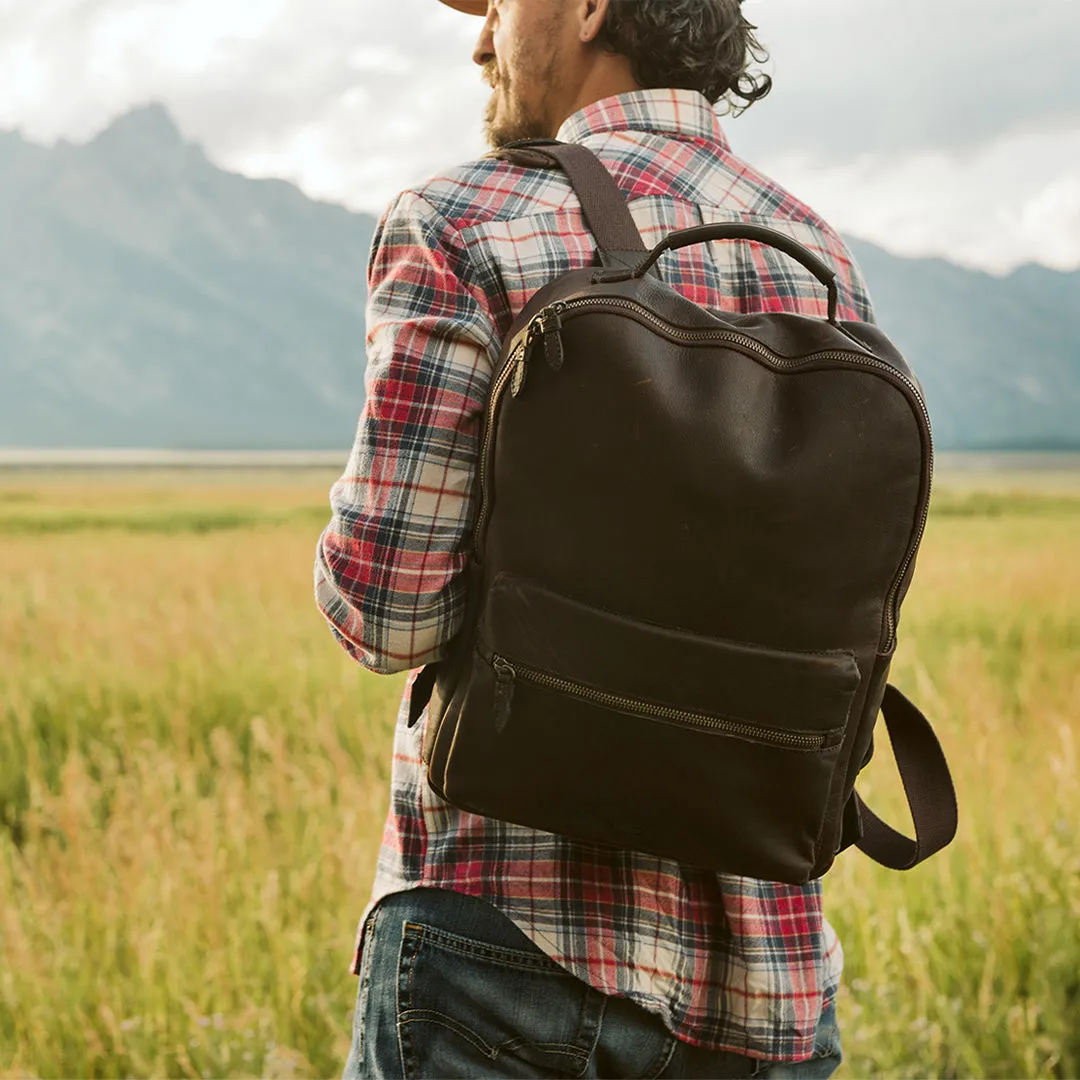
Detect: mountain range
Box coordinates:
(1, 104, 1077, 451)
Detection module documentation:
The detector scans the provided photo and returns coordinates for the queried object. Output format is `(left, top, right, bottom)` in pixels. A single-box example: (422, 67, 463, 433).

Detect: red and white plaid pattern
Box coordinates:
(316, 89, 873, 1062)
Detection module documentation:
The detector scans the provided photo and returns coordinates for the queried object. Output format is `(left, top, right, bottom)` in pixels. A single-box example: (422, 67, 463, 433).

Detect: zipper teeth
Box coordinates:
(481, 297, 935, 651)
(475, 339, 525, 543)
(493, 654, 827, 751)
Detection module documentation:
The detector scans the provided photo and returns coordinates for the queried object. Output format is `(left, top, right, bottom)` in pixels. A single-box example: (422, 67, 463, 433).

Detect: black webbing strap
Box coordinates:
(494, 140, 648, 266)
(855, 684, 958, 870)
(408, 663, 438, 727)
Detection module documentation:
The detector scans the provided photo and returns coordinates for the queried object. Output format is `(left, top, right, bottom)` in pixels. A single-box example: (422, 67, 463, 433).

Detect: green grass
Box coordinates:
(1, 473, 1078, 1078)
(928, 489, 1080, 518)
(0, 505, 329, 536)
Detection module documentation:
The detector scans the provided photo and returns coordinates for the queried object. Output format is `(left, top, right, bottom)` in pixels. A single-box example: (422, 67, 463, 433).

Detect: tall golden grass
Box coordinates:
(1, 471, 1077, 1079)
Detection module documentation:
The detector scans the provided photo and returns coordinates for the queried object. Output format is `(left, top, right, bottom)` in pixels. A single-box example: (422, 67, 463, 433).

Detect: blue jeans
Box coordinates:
(342, 888, 842, 1079)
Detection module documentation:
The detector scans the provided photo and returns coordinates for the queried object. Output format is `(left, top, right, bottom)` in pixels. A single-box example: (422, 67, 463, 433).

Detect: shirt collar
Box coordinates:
(556, 88, 729, 151)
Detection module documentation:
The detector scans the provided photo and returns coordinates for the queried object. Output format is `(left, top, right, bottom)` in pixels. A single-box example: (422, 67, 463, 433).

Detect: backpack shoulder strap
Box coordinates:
(855, 684, 958, 870)
(406, 143, 649, 729)
(493, 139, 648, 269)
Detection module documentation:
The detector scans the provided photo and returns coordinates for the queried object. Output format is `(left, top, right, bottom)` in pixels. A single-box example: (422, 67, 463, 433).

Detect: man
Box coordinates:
(316, 1, 873, 1076)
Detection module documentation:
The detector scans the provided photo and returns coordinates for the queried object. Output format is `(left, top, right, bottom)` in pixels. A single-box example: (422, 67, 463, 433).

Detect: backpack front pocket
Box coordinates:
(438, 573, 862, 883)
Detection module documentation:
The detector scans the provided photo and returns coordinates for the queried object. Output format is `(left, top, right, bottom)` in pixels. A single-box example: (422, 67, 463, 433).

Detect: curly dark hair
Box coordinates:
(597, 0, 772, 114)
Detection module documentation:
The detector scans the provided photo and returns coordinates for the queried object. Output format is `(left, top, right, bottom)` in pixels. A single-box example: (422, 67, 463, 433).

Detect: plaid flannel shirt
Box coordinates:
(315, 89, 874, 1062)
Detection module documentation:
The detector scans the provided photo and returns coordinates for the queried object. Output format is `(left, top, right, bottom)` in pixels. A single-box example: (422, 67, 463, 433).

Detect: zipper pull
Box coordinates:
(513, 302, 567, 396)
(492, 657, 516, 733)
(512, 321, 544, 397)
(509, 340, 528, 398)
(542, 302, 566, 372)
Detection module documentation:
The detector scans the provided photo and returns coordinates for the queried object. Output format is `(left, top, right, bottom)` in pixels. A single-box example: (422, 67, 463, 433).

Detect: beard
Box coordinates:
(484, 90, 552, 148)
(482, 59, 560, 149)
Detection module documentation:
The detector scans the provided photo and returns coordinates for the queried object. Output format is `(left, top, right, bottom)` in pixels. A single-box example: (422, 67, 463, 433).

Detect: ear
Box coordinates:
(577, 0, 611, 44)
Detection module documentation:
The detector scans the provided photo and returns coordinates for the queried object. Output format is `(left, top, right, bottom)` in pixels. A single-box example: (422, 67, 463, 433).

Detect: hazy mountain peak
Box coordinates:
(90, 102, 194, 157)
(0, 127, 40, 159)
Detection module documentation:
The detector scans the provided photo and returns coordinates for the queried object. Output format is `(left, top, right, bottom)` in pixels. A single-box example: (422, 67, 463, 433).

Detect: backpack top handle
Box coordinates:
(493, 140, 840, 324)
(598, 221, 841, 326)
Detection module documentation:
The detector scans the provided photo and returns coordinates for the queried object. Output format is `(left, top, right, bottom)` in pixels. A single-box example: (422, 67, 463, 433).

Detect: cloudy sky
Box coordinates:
(2, 0, 1078, 273)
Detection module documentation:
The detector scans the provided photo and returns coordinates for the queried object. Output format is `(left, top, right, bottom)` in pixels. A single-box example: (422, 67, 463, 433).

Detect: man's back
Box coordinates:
(318, 87, 873, 1064)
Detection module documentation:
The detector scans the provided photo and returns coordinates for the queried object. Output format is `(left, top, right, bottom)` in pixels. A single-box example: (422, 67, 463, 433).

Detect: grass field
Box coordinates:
(1, 468, 1078, 1079)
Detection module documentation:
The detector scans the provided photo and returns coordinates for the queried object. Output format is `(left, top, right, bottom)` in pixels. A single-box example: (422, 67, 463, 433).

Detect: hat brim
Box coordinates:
(439, 0, 487, 14)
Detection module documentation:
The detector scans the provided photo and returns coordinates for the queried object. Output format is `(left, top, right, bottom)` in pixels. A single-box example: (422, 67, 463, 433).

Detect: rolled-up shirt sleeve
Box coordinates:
(315, 190, 499, 674)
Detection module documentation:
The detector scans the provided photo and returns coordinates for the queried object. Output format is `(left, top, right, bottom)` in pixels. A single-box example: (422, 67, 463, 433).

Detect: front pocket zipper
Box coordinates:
(489, 653, 832, 751)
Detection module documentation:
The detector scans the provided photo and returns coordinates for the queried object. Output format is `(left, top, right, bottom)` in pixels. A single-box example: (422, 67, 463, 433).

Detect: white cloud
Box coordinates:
(1, 0, 1078, 272)
(752, 128, 1080, 273)
(733, 0, 1080, 158)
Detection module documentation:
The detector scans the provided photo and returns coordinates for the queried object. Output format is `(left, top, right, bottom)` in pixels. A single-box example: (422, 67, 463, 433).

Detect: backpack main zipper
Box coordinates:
(475, 297, 934, 653)
(489, 653, 831, 751)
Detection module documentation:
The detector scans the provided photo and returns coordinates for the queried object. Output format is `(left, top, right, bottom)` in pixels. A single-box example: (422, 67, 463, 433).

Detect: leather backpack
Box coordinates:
(408, 141, 957, 884)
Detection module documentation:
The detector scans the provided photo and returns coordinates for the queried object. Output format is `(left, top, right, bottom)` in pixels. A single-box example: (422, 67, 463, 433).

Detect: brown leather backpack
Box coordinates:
(408, 141, 957, 884)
